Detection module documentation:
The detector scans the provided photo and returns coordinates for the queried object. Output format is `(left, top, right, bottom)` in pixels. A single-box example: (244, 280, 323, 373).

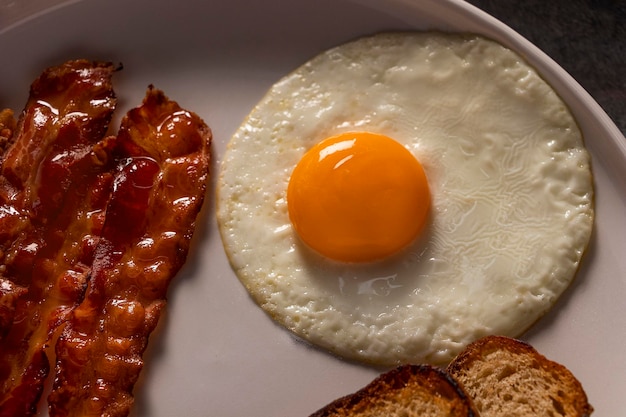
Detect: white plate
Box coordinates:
(1, 0, 625, 416)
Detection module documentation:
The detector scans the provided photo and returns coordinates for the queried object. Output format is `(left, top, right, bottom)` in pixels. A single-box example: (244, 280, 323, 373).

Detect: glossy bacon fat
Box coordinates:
(49, 87, 212, 417)
(0, 60, 118, 416)
(0, 61, 211, 417)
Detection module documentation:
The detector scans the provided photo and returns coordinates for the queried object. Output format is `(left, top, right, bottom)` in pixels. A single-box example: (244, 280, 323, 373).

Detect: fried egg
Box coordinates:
(216, 32, 594, 365)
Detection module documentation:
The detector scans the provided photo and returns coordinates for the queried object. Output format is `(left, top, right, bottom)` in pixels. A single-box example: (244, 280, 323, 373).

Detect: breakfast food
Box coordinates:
(0, 109, 15, 155)
(48, 87, 211, 417)
(217, 32, 594, 365)
(0, 60, 117, 344)
(0, 60, 118, 415)
(309, 336, 593, 417)
(0, 60, 211, 416)
(447, 335, 594, 416)
(309, 364, 478, 417)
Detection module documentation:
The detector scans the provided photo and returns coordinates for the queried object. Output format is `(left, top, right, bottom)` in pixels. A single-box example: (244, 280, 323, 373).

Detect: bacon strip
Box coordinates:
(0, 108, 21, 341)
(0, 60, 117, 415)
(0, 109, 22, 340)
(48, 87, 211, 417)
(0, 109, 16, 156)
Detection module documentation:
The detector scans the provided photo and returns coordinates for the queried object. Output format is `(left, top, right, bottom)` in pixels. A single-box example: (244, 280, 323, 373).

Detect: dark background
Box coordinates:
(465, 0, 625, 136)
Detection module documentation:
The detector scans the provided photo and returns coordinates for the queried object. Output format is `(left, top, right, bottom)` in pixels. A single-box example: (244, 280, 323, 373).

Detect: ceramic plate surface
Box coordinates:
(0, 0, 625, 415)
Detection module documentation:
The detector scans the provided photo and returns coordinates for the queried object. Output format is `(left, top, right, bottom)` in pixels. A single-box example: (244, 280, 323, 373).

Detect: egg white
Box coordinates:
(216, 32, 594, 365)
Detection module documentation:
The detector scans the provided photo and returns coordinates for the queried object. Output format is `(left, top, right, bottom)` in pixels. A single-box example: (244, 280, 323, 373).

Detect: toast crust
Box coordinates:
(447, 335, 593, 417)
(309, 364, 478, 417)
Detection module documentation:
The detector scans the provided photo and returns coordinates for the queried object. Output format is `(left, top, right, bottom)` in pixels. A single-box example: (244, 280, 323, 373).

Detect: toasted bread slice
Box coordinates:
(309, 364, 478, 417)
(447, 335, 593, 417)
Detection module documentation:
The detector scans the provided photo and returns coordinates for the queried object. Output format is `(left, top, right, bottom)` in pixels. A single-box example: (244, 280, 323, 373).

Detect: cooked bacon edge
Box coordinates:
(0, 60, 117, 416)
(0, 61, 211, 417)
(48, 87, 211, 417)
(0, 109, 16, 157)
(0, 108, 19, 340)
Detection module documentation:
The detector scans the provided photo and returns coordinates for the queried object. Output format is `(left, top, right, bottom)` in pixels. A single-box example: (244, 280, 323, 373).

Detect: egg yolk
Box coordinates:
(287, 132, 430, 263)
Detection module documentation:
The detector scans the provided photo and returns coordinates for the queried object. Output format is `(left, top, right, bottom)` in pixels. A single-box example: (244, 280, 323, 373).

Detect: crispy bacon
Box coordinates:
(0, 108, 22, 343)
(0, 108, 20, 339)
(48, 87, 211, 417)
(0, 109, 16, 156)
(0, 60, 117, 415)
(0, 61, 211, 417)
